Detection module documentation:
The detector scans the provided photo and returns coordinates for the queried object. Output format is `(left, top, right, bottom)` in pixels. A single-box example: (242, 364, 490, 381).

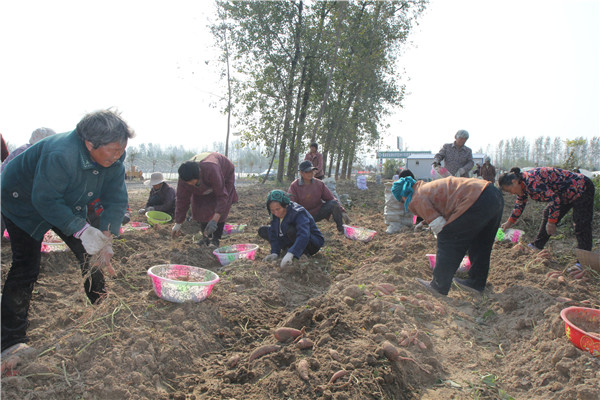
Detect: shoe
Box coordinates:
(416, 278, 445, 296)
(527, 243, 541, 251)
(453, 277, 484, 294)
(1, 343, 37, 374)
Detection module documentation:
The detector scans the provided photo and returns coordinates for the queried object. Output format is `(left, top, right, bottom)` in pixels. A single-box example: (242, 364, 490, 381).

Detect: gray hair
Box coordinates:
(76, 109, 135, 149)
(29, 127, 56, 145)
(455, 129, 469, 139)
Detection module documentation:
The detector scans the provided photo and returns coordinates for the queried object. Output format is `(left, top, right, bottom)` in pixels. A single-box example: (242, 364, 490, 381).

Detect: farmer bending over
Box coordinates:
(1, 109, 133, 371)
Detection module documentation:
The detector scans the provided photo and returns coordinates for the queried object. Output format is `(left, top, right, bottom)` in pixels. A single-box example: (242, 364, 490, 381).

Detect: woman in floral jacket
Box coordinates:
(499, 167, 594, 252)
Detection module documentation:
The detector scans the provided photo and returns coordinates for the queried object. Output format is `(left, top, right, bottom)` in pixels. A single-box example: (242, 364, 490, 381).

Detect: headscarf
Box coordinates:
(391, 177, 417, 212)
(266, 190, 290, 216)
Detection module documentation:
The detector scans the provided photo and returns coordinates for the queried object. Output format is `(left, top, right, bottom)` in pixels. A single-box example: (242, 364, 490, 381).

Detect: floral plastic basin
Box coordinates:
(560, 306, 600, 357)
(213, 243, 258, 266)
(5, 230, 68, 253)
(145, 210, 172, 226)
(495, 228, 524, 243)
(223, 223, 247, 236)
(122, 222, 151, 232)
(147, 264, 219, 303)
(426, 254, 471, 273)
(342, 224, 376, 243)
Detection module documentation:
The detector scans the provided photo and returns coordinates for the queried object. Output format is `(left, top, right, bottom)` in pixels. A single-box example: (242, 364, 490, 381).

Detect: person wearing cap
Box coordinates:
(171, 153, 238, 248)
(1, 128, 56, 172)
(392, 175, 503, 296)
(432, 130, 474, 177)
(288, 160, 349, 233)
(262, 190, 324, 271)
(304, 142, 324, 180)
(138, 172, 176, 217)
(1, 110, 133, 369)
(479, 157, 496, 184)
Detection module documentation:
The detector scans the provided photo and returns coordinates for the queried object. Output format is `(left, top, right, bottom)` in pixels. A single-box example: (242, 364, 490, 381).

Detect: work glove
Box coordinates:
(171, 223, 182, 238)
(76, 224, 110, 255)
(122, 213, 130, 225)
(428, 216, 447, 236)
(432, 161, 440, 168)
(263, 253, 279, 262)
(94, 243, 116, 277)
(280, 252, 294, 269)
(204, 220, 218, 236)
(138, 208, 146, 215)
(456, 168, 466, 177)
(146, 206, 155, 212)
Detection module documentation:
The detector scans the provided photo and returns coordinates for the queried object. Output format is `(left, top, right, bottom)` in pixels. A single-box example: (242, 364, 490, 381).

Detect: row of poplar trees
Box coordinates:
(211, 0, 428, 182)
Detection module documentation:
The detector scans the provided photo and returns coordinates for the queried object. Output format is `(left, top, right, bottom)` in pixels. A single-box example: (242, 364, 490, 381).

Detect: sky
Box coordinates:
(1, 0, 598, 160)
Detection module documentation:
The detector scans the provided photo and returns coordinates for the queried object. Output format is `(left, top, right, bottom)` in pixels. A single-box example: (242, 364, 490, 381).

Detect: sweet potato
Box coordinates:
(297, 359, 310, 381)
(381, 341, 400, 361)
(273, 327, 302, 342)
(557, 276, 565, 284)
(249, 344, 279, 362)
(329, 349, 342, 362)
(227, 354, 240, 368)
(373, 283, 395, 295)
(296, 338, 314, 350)
(329, 369, 349, 384)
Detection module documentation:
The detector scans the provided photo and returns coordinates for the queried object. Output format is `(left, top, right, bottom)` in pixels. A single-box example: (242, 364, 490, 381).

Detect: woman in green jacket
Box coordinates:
(1, 109, 134, 368)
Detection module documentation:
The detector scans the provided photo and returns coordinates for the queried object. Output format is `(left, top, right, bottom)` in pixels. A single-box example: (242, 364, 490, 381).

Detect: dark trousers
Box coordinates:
(1, 215, 105, 352)
(313, 200, 344, 232)
(257, 225, 321, 256)
(532, 177, 594, 251)
(433, 185, 504, 295)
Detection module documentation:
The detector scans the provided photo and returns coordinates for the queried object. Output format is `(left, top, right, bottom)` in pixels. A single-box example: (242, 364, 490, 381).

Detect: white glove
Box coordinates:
(429, 216, 447, 236)
(280, 252, 294, 269)
(172, 223, 182, 235)
(456, 168, 465, 177)
(263, 253, 279, 262)
(138, 208, 146, 215)
(77, 225, 110, 255)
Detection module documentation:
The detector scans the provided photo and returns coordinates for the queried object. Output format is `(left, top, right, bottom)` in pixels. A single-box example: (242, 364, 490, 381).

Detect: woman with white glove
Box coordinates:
(392, 176, 503, 296)
(1, 110, 133, 362)
(261, 190, 324, 271)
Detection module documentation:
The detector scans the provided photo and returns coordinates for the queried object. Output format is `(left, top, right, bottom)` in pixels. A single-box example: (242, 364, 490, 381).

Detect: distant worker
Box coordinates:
(392, 175, 503, 296)
(479, 157, 496, 184)
(261, 190, 324, 271)
(138, 172, 176, 217)
(288, 160, 349, 233)
(432, 130, 474, 177)
(304, 142, 324, 180)
(1, 128, 56, 172)
(171, 153, 238, 248)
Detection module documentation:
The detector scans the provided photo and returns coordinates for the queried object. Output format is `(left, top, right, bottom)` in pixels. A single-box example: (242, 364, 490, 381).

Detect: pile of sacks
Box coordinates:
(383, 182, 414, 233)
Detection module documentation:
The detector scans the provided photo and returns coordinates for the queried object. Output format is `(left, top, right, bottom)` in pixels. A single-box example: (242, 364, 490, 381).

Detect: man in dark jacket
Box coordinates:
(138, 172, 176, 217)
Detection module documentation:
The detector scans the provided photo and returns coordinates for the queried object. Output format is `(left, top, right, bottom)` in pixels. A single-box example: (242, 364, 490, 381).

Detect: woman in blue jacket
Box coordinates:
(261, 190, 324, 270)
(0, 109, 134, 366)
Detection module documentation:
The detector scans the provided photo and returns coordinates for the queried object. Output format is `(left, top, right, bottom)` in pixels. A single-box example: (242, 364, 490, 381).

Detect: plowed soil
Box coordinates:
(2, 178, 599, 400)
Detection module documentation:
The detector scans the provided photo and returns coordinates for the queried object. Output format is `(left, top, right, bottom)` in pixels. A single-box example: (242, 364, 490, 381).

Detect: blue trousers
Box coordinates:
(432, 185, 504, 295)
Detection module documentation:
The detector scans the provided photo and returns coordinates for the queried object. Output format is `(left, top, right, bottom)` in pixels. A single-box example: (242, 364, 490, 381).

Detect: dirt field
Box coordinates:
(2, 178, 599, 400)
